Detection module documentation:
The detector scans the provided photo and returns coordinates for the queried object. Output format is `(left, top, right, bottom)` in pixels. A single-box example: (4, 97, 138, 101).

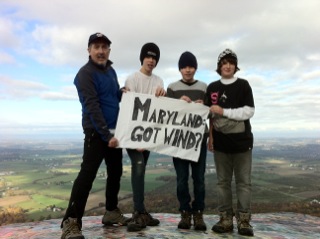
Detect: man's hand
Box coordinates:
(121, 87, 129, 93)
(108, 137, 119, 148)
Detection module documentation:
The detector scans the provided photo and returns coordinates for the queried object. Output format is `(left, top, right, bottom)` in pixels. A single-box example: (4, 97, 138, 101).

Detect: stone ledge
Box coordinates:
(0, 212, 319, 238)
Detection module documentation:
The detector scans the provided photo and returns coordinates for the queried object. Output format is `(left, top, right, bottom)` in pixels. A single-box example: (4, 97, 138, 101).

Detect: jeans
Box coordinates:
(214, 150, 252, 215)
(173, 140, 207, 212)
(62, 129, 123, 228)
(126, 149, 150, 212)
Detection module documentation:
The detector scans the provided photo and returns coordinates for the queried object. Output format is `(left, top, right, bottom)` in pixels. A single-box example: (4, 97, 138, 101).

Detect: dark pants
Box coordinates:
(61, 129, 123, 228)
(126, 149, 150, 212)
(173, 140, 207, 212)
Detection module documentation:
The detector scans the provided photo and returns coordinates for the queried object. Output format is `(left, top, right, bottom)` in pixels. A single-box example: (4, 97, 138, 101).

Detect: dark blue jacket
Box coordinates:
(74, 57, 122, 142)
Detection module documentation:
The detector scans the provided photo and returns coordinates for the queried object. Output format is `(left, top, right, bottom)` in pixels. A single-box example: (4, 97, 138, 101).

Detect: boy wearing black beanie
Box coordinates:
(167, 51, 208, 231)
(124, 42, 166, 232)
(139, 42, 160, 66)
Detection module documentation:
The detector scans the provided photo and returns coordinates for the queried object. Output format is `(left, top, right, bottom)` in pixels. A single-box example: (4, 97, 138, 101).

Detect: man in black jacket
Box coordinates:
(61, 32, 129, 239)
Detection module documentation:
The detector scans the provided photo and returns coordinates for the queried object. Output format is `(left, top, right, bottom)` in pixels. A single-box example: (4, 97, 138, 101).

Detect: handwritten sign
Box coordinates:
(115, 92, 209, 162)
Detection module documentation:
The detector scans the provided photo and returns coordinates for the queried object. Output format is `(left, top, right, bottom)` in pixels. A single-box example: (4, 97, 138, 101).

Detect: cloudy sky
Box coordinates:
(0, 0, 319, 141)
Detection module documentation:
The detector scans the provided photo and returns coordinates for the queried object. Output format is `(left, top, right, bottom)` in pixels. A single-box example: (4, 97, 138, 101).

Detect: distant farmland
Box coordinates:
(1, 138, 320, 223)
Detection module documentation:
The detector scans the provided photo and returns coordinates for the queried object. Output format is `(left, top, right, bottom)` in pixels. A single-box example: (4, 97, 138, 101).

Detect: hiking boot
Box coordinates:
(61, 217, 84, 239)
(193, 210, 207, 231)
(236, 212, 254, 236)
(211, 211, 233, 233)
(102, 208, 131, 226)
(127, 211, 147, 232)
(140, 211, 160, 226)
(178, 211, 192, 229)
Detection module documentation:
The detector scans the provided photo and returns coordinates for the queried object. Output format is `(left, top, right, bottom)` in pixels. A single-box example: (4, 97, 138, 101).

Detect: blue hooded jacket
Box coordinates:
(74, 57, 122, 142)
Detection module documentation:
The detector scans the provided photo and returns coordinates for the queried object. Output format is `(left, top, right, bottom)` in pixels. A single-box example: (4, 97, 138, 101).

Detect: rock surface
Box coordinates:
(0, 212, 319, 238)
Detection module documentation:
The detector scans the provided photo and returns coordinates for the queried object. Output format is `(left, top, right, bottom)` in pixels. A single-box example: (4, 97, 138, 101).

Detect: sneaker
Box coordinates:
(236, 212, 254, 236)
(140, 211, 160, 226)
(178, 211, 192, 229)
(211, 211, 233, 233)
(61, 217, 84, 239)
(102, 208, 131, 226)
(127, 211, 147, 232)
(193, 210, 207, 231)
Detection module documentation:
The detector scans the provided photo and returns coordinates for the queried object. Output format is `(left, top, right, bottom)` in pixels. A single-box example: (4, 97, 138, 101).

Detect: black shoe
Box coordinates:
(178, 211, 192, 229)
(211, 211, 233, 233)
(237, 212, 254, 236)
(127, 211, 147, 232)
(140, 211, 160, 226)
(102, 208, 131, 226)
(193, 210, 207, 231)
(61, 217, 85, 239)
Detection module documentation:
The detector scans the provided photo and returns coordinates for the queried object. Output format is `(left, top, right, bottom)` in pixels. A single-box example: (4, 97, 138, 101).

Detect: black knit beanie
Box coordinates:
(139, 43, 160, 65)
(178, 51, 198, 70)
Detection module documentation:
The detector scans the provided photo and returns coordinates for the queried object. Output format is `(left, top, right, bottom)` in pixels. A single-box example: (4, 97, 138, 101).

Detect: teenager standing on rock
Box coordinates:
(205, 49, 255, 236)
(167, 51, 208, 231)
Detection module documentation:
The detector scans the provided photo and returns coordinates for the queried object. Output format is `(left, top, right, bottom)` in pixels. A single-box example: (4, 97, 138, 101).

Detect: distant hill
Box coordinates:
(1, 137, 319, 225)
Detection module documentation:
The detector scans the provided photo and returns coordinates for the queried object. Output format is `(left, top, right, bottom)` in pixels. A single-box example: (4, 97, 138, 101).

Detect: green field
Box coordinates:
(1, 148, 320, 222)
(0, 153, 175, 221)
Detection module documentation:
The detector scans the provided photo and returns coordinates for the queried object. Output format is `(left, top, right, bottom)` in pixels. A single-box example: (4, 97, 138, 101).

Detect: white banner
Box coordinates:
(115, 92, 209, 162)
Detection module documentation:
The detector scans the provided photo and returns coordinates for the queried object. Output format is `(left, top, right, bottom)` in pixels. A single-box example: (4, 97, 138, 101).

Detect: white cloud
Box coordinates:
(0, 0, 319, 137)
(0, 51, 15, 64)
(0, 76, 48, 99)
(40, 86, 78, 101)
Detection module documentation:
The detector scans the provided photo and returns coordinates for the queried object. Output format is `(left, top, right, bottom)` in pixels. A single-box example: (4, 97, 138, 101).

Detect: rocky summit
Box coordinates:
(0, 212, 319, 239)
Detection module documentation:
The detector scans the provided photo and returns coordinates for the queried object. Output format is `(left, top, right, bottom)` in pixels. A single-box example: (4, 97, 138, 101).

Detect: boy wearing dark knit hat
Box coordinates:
(167, 51, 208, 231)
(124, 42, 165, 232)
(126, 42, 164, 96)
(205, 49, 255, 236)
(139, 42, 160, 66)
